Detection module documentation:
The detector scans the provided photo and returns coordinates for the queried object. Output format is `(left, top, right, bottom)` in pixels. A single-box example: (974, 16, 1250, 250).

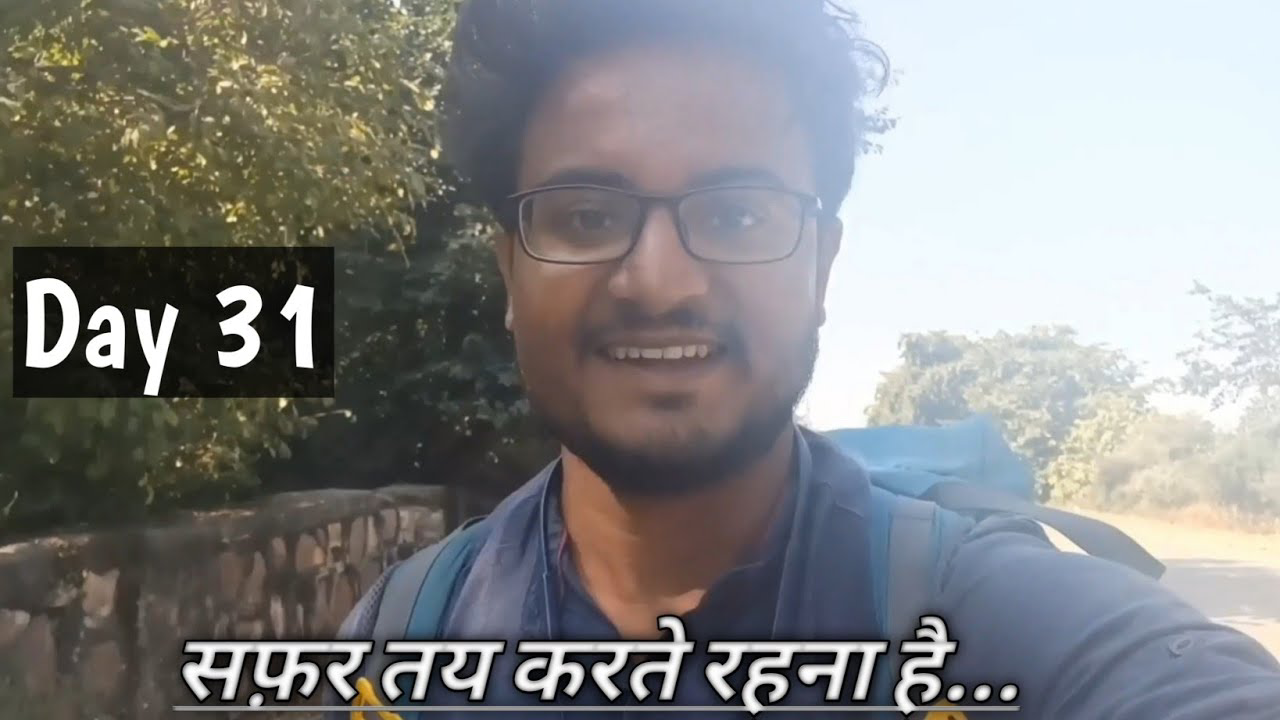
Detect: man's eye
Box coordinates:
(567, 208, 615, 232)
(709, 205, 762, 230)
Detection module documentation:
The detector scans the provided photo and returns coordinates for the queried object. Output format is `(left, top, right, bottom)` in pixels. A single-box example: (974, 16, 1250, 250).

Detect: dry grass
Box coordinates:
(1056, 501, 1280, 536)
(1156, 503, 1280, 535)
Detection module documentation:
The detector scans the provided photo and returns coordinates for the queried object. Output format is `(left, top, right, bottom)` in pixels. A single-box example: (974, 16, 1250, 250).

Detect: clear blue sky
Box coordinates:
(803, 0, 1280, 429)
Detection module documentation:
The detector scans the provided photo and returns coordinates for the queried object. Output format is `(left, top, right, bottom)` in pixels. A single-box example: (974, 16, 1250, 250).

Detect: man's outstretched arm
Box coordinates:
(937, 514, 1280, 719)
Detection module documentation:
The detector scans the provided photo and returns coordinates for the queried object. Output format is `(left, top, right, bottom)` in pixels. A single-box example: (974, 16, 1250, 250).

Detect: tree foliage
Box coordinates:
(1177, 282, 1280, 410)
(1082, 412, 1280, 519)
(0, 0, 539, 537)
(1094, 413, 1220, 510)
(1207, 417, 1280, 517)
(869, 291, 1279, 519)
(867, 326, 1144, 492)
(266, 204, 545, 495)
(1043, 390, 1149, 504)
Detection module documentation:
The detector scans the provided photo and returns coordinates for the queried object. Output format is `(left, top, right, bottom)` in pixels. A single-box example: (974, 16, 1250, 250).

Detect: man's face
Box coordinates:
(497, 42, 841, 495)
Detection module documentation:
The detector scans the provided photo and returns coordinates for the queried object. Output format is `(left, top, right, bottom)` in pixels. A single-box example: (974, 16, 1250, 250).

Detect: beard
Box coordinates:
(526, 323, 820, 498)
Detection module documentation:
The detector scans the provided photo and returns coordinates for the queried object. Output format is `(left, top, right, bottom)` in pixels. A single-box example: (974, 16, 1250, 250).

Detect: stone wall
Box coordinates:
(0, 485, 454, 719)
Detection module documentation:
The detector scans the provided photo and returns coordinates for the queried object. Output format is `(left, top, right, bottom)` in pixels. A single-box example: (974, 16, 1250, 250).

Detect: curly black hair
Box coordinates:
(439, 0, 888, 224)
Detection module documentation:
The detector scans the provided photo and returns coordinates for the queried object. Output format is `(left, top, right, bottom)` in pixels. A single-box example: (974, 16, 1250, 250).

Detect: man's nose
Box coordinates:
(607, 204, 710, 315)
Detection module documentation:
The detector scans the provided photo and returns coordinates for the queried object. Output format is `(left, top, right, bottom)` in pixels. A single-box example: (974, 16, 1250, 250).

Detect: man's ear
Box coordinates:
(815, 216, 843, 327)
(493, 229, 516, 330)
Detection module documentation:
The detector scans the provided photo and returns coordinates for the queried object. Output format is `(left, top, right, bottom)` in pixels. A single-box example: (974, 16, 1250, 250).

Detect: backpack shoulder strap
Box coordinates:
(924, 480, 1165, 579)
(869, 487, 971, 700)
(325, 517, 490, 720)
(400, 515, 490, 639)
(358, 517, 490, 694)
(371, 534, 455, 639)
(885, 494, 940, 643)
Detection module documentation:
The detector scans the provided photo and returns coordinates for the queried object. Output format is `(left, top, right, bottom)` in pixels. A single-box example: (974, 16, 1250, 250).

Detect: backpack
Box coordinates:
(347, 415, 1164, 713)
(830, 415, 1165, 582)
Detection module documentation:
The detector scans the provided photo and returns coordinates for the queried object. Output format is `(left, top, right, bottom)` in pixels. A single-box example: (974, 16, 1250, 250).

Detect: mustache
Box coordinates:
(578, 305, 746, 354)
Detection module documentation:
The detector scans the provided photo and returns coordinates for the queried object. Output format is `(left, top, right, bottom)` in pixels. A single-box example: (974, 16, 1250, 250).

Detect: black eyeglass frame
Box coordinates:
(503, 183, 826, 266)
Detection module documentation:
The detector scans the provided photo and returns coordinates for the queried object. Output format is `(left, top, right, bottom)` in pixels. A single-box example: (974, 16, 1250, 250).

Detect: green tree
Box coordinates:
(868, 326, 1145, 494)
(1205, 418, 1280, 517)
(262, 204, 546, 496)
(1094, 413, 1219, 511)
(1047, 403, 1278, 520)
(0, 0, 478, 536)
(1161, 283, 1280, 519)
(1043, 390, 1149, 504)
(1177, 282, 1280, 412)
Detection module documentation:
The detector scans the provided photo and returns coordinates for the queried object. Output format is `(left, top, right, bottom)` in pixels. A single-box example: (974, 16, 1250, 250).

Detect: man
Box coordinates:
(334, 1, 1280, 717)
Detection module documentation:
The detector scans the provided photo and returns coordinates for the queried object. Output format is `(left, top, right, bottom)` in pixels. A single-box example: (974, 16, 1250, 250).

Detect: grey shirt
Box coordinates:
(935, 512, 1280, 717)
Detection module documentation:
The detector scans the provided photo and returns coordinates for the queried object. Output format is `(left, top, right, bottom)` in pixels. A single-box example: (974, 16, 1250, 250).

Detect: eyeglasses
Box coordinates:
(505, 184, 824, 265)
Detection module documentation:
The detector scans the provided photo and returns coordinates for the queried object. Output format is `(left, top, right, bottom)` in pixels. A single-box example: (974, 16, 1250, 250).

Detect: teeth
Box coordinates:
(608, 345, 713, 361)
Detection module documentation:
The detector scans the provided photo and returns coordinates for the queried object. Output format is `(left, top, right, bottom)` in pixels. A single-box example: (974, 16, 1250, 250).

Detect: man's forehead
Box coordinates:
(517, 43, 813, 194)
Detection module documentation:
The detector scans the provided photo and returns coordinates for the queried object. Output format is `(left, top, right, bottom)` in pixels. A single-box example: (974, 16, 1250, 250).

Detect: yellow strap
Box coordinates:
(350, 677, 405, 720)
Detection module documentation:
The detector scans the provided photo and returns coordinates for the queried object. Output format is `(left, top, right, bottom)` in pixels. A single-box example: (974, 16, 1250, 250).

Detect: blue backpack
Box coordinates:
(344, 415, 1164, 713)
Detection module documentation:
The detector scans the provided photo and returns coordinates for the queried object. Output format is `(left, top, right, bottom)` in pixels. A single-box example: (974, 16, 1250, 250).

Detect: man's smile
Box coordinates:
(590, 338, 732, 387)
(604, 343, 714, 360)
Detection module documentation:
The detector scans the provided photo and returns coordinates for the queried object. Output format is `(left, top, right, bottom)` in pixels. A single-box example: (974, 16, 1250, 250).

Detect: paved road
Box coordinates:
(1047, 509, 1280, 661)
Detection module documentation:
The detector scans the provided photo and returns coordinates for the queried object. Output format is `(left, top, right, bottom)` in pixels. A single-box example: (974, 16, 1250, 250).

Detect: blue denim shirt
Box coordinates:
(336, 427, 1280, 719)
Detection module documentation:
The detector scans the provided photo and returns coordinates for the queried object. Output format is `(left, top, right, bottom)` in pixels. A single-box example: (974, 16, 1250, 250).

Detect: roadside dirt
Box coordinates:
(1045, 509, 1280, 661)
